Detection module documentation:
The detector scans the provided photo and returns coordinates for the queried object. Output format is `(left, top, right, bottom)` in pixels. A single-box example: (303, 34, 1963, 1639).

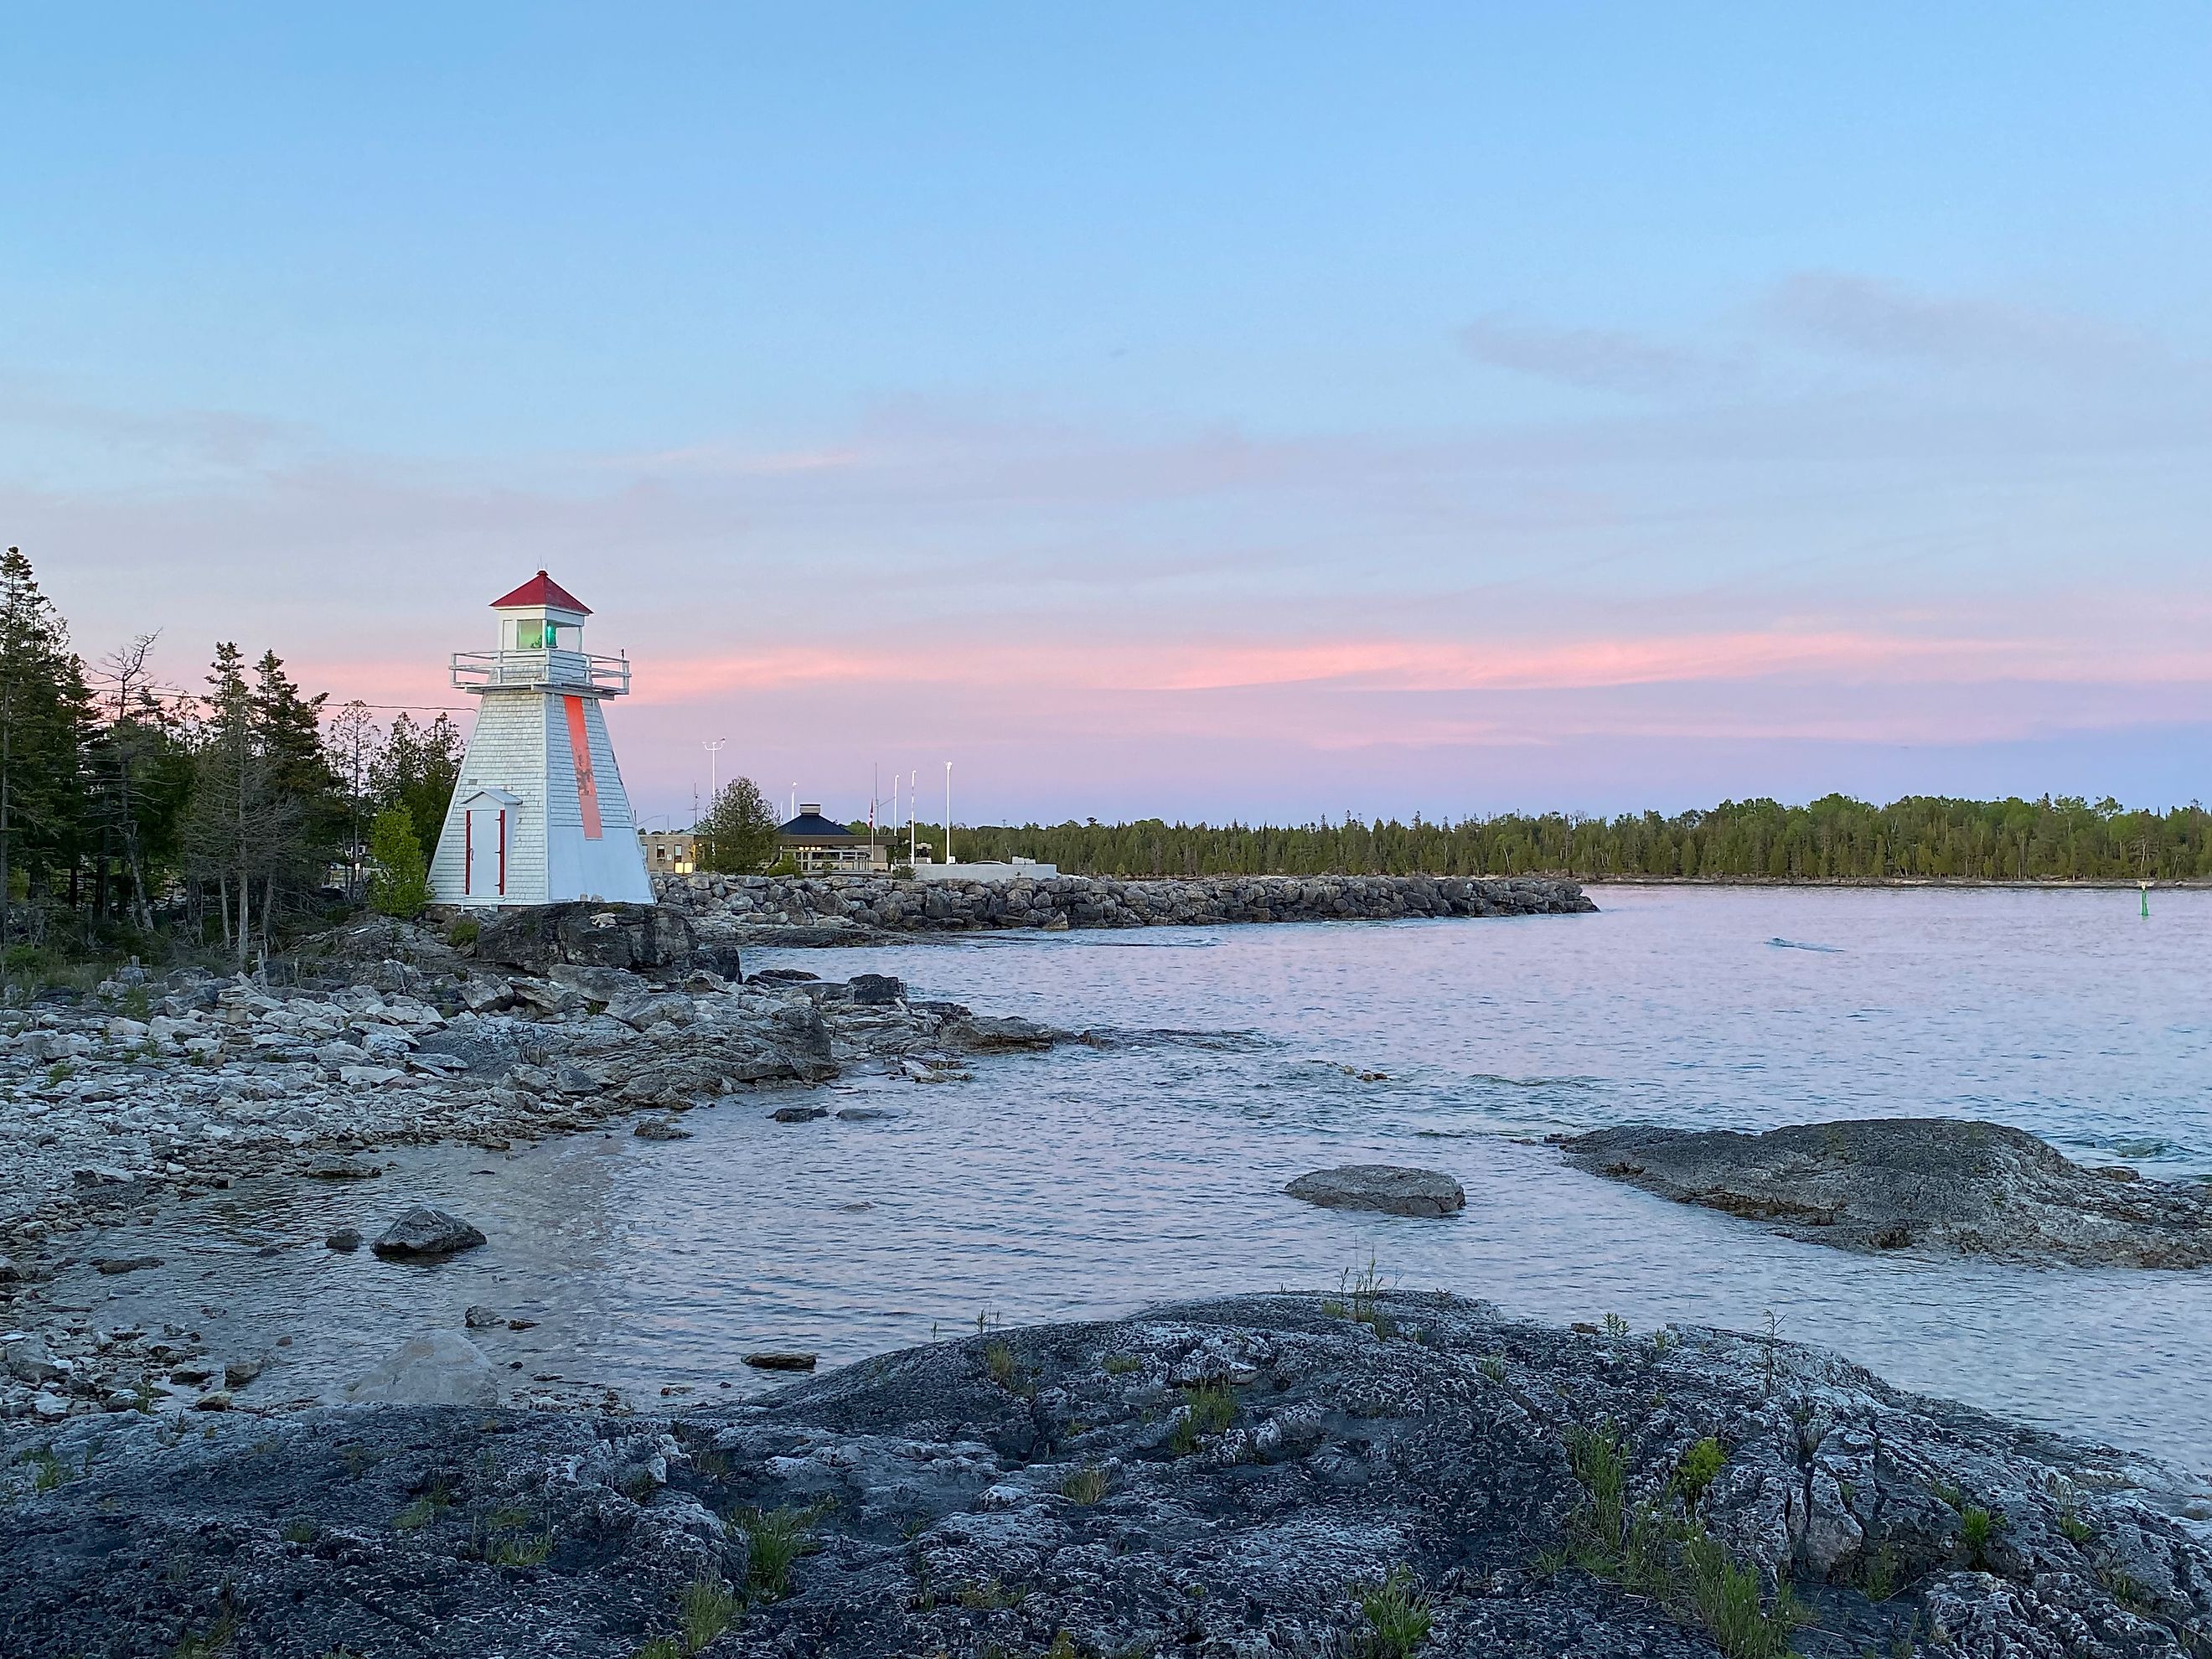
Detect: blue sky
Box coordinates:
(6, 6, 2209, 824)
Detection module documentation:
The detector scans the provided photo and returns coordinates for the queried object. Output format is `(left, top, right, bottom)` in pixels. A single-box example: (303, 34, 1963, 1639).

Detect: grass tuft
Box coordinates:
(731, 1502, 827, 1603)
(1059, 1465, 1110, 1505)
(1958, 1505, 2002, 1569)
(1562, 1421, 1800, 1659)
(1352, 1564, 1433, 1656)
(678, 1576, 740, 1651)
(1167, 1381, 1238, 1455)
(1101, 1354, 1143, 1377)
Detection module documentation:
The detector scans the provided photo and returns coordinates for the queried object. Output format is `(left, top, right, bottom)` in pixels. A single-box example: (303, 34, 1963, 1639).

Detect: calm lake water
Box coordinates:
(69, 886, 2212, 1474)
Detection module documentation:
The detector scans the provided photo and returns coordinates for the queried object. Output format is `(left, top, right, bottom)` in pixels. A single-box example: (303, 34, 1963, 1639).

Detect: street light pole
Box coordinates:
(944, 761, 954, 866)
(701, 737, 727, 802)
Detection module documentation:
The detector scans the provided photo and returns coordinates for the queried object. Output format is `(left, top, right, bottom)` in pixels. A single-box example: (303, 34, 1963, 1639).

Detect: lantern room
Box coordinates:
(491, 569, 590, 653)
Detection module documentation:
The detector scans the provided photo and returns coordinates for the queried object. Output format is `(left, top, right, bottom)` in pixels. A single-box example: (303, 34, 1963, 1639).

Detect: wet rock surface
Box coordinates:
(1562, 1118, 2212, 1267)
(370, 1206, 488, 1260)
(657, 870, 1596, 940)
(1284, 1162, 1468, 1217)
(3, 1291, 2206, 1658)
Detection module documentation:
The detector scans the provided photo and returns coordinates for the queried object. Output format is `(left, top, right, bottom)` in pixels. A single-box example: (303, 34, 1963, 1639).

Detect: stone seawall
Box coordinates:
(654, 871, 1595, 934)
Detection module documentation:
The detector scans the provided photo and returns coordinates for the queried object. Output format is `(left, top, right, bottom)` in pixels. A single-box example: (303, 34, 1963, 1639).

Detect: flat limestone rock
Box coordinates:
(1561, 1117, 2212, 1267)
(6, 1291, 2204, 1659)
(1283, 1164, 1466, 1217)
(370, 1207, 487, 1261)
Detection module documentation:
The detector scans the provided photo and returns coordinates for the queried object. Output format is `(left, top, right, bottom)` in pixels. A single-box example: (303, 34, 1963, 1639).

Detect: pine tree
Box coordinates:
(373, 711, 464, 856)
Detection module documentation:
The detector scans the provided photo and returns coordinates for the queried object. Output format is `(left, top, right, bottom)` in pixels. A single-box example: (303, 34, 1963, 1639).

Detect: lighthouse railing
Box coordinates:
(448, 649, 631, 695)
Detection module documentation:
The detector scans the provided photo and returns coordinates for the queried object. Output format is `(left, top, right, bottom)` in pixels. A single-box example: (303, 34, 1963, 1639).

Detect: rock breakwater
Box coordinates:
(4, 1291, 2206, 1657)
(657, 870, 1595, 937)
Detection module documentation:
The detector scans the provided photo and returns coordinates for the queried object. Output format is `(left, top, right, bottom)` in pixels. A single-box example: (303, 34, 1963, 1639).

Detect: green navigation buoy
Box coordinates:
(2141, 881, 2150, 918)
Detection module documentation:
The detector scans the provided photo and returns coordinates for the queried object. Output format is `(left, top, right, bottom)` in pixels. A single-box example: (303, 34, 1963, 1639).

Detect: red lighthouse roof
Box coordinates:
(488, 570, 592, 615)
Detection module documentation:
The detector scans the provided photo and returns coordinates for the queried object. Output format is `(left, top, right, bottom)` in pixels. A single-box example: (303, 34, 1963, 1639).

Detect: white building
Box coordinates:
(428, 571, 654, 907)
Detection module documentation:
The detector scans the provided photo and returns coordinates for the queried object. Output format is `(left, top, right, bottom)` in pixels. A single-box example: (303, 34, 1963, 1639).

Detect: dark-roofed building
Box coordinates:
(778, 804, 890, 874)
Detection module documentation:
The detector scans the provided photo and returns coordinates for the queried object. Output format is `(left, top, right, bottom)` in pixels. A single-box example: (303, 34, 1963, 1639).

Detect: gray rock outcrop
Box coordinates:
(3, 1293, 2206, 1657)
(1284, 1163, 1468, 1217)
(472, 902, 698, 978)
(1562, 1118, 2212, 1267)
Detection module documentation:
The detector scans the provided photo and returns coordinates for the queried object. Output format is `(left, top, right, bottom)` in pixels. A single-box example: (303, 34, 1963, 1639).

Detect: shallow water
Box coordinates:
(65, 886, 2212, 1473)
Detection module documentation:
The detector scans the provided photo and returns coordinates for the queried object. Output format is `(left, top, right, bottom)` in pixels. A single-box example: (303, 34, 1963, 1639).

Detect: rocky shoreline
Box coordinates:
(654, 871, 1595, 939)
(0, 909, 1072, 1427)
(1560, 1119, 2212, 1268)
(5, 1290, 2208, 1657)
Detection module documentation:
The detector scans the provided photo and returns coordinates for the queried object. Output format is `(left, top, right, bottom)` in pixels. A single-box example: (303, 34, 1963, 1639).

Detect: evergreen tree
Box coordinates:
(0, 548, 94, 946)
(373, 711, 464, 856)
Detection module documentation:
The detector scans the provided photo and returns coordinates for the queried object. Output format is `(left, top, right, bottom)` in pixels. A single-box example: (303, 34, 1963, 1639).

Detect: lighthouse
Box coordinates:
(427, 571, 655, 907)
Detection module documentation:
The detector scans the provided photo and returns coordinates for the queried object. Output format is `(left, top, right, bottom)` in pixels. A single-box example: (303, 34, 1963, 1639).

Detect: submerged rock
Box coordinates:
(4, 1292, 2206, 1658)
(370, 1207, 488, 1261)
(1561, 1117, 2212, 1267)
(1284, 1163, 1467, 1217)
(742, 1351, 818, 1372)
(344, 1331, 499, 1405)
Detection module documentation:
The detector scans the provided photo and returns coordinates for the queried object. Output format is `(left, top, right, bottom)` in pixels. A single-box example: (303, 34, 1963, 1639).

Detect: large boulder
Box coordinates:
(1284, 1164, 1466, 1217)
(1560, 1117, 2212, 1267)
(370, 1207, 488, 1261)
(473, 902, 697, 979)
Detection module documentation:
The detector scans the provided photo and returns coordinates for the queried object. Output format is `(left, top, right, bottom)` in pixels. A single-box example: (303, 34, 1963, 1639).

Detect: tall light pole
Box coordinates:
(701, 737, 727, 802)
(909, 770, 917, 867)
(944, 760, 954, 866)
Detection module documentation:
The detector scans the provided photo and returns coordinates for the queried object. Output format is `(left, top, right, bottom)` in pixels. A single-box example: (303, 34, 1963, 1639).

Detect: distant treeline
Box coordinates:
(923, 795, 2212, 881)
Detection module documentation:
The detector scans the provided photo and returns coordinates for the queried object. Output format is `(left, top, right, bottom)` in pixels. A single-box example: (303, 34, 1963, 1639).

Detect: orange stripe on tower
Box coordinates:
(563, 695, 602, 840)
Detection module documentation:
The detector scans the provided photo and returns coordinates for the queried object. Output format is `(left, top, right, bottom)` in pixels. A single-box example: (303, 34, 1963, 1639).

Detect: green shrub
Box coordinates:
(366, 809, 433, 918)
(447, 917, 480, 948)
(1673, 1437, 1726, 1507)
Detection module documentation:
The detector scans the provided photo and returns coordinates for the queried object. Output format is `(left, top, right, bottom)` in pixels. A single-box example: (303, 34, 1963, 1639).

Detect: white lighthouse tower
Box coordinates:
(428, 571, 654, 907)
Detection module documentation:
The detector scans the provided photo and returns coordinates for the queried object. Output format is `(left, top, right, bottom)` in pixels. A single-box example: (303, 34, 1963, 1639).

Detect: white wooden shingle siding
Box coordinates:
(428, 690, 651, 906)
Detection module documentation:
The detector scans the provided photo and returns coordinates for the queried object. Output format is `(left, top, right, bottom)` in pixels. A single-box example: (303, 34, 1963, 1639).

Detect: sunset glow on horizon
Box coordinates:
(8, 7, 2209, 824)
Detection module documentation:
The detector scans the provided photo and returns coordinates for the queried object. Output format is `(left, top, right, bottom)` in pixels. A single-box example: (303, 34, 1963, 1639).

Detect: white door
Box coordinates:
(464, 807, 506, 897)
